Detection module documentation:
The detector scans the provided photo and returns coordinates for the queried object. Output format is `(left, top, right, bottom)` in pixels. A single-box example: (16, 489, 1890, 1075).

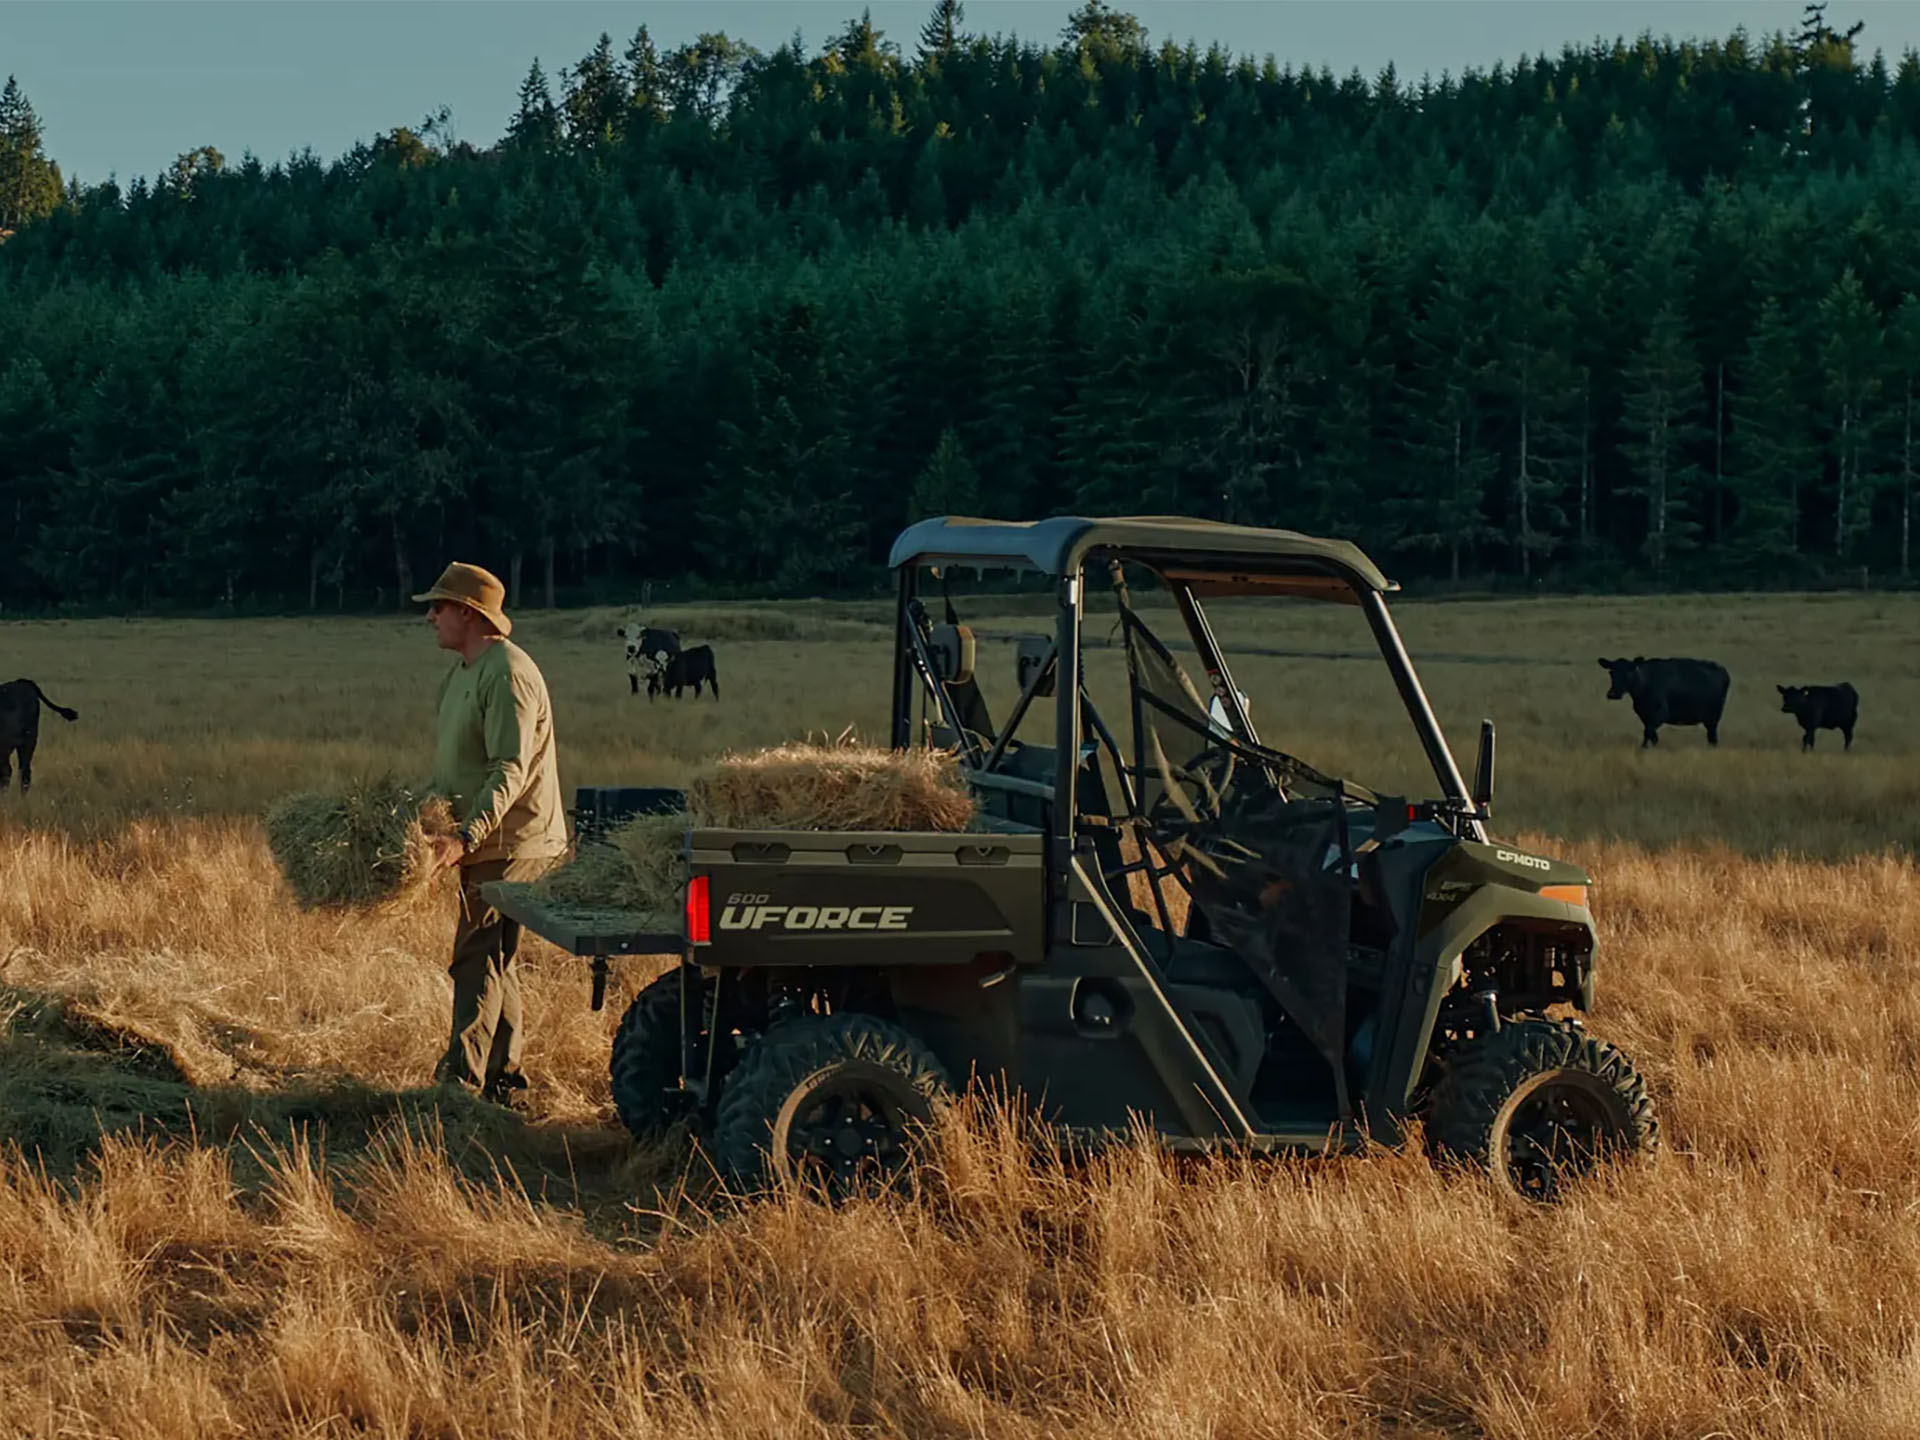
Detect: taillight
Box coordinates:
(686, 874, 711, 945)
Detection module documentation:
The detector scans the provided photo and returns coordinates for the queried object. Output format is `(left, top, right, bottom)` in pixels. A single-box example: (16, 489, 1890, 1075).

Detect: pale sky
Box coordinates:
(3, 1, 1916, 187)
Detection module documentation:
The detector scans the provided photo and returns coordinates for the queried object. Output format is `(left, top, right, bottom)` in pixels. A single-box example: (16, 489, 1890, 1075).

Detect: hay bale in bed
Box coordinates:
(688, 739, 976, 832)
(532, 739, 976, 912)
(264, 777, 457, 911)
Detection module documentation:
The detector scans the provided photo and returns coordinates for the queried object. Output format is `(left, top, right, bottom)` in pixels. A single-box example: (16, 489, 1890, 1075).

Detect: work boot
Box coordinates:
(482, 1071, 532, 1112)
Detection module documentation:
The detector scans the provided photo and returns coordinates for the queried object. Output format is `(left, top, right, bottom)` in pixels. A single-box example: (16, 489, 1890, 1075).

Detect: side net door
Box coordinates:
(1109, 580, 1366, 1099)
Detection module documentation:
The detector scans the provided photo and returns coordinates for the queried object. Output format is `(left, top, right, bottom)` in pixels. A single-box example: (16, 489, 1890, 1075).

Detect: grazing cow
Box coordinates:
(0, 678, 79, 793)
(1778, 682, 1859, 752)
(1597, 657, 1730, 748)
(616, 623, 680, 696)
(648, 644, 719, 701)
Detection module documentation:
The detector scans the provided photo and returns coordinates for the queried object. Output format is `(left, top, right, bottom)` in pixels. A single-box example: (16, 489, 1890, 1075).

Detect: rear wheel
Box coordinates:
(713, 1013, 952, 1196)
(1426, 1018, 1657, 1201)
(609, 965, 732, 1140)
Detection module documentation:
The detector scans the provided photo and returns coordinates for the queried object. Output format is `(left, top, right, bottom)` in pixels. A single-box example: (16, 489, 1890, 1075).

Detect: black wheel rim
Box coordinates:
(1503, 1077, 1624, 1200)
(783, 1077, 918, 1194)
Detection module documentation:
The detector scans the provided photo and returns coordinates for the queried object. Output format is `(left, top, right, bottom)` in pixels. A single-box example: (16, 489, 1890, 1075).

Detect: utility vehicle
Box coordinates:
(490, 516, 1659, 1201)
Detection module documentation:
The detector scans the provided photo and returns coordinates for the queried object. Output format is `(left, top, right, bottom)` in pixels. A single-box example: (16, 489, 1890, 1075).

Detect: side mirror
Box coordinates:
(1472, 719, 1496, 814)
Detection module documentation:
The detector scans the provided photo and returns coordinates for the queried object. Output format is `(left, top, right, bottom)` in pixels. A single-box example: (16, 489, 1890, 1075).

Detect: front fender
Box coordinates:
(1371, 842, 1598, 1115)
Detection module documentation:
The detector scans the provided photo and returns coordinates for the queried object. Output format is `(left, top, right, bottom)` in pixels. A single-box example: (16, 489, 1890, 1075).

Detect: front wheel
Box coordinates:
(712, 1012, 952, 1196)
(1426, 1018, 1658, 1201)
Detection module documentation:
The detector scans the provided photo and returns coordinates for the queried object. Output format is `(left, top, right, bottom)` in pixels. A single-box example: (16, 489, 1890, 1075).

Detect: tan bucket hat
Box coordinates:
(412, 562, 512, 637)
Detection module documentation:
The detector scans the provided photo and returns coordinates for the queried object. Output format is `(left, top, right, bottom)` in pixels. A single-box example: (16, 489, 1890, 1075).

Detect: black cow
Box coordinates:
(617, 623, 681, 696)
(648, 644, 719, 701)
(0, 678, 79, 793)
(1597, 657, 1730, 748)
(1778, 682, 1858, 751)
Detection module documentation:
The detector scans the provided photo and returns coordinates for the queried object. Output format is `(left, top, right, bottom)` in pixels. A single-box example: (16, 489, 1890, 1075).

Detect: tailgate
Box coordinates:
(691, 828, 1045, 966)
(482, 880, 683, 958)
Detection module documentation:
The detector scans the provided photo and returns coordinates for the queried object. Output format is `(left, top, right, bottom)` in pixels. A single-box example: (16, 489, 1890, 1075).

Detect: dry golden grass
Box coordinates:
(0, 591, 1917, 1435)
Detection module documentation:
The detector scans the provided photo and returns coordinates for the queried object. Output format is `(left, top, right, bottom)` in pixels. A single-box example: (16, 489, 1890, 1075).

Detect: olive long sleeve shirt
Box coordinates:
(431, 638, 568, 865)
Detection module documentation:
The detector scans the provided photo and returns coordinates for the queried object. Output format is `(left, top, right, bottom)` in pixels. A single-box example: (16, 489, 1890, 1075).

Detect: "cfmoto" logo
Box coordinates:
(1495, 848, 1552, 872)
(718, 903, 913, 932)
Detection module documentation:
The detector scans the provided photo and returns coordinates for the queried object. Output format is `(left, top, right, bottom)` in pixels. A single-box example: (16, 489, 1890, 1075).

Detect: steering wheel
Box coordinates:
(1145, 742, 1240, 831)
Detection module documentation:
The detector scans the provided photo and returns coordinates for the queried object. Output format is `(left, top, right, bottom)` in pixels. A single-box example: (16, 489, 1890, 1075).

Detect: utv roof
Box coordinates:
(889, 515, 1396, 597)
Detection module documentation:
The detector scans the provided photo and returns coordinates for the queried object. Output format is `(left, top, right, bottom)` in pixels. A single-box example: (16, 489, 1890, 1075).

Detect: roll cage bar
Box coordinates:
(888, 523, 1487, 851)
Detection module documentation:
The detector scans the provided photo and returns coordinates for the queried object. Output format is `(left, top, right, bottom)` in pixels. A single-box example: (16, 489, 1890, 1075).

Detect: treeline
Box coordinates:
(4, 1, 1920, 611)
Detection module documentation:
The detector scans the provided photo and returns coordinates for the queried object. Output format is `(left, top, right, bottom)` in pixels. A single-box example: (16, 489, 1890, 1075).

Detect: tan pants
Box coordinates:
(435, 855, 554, 1094)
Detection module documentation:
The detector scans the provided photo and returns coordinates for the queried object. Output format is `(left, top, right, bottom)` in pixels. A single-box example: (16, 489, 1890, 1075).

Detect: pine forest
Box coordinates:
(3, 1, 1920, 612)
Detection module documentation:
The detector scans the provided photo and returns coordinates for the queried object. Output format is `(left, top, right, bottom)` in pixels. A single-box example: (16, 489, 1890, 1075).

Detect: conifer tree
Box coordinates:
(1889, 294, 1920, 577)
(561, 34, 629, 150)
(1392, 244, 1500, 580)
(918, 0, 966, 60)
(508, 61, 561, 149)
(1494, 225, 1578, 577)
(1817, 268, 1881, 560)
(0, 355, 65, 601)
(0, 76, 61, 232)
(911, 428, 981, 519)
(1730, 298, 1814, 563)
(1619, 305, 1709, 573)
(624, 26, 669, 130)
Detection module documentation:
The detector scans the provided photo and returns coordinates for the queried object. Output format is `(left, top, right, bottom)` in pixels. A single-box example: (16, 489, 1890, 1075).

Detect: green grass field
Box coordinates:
(7, 590, 1915, 856)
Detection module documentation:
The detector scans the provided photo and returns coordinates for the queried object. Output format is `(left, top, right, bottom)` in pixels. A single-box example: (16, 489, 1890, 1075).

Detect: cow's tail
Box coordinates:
(20, 680, 78, 722)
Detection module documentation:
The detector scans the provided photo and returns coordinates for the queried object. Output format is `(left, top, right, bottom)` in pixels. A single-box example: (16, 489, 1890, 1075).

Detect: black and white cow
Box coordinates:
(616, 623, 680, 696)
(1777, 682, 1859, 751)
(0, 678, 79, 793)
(648, 644, 719, 701)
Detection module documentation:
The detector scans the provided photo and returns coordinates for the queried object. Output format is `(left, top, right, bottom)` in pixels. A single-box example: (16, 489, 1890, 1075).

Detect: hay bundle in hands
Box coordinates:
(264, 777, 457, 911)
(532, 738, 976, 916)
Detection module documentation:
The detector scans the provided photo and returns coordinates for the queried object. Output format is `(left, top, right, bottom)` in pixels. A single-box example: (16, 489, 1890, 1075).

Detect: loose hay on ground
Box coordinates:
(262, 776, 456, 911)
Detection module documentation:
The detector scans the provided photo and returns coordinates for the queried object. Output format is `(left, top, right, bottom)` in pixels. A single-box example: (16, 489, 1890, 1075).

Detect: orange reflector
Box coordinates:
(1539, 884, 1588, 907)
(686, 874, 711, 945)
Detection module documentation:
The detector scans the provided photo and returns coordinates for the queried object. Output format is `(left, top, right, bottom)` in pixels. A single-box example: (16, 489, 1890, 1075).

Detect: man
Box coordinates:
(413, 561, 568, 1107)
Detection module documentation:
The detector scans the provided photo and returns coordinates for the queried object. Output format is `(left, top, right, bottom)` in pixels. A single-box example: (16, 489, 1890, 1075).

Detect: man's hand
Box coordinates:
(428, 833, 467, 871)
